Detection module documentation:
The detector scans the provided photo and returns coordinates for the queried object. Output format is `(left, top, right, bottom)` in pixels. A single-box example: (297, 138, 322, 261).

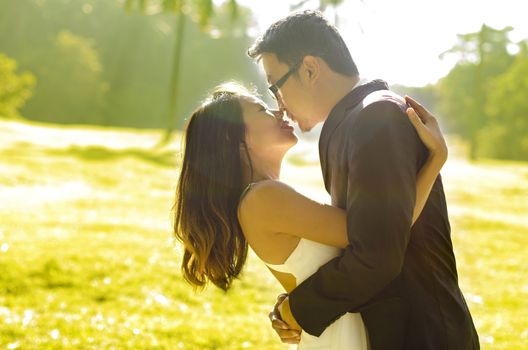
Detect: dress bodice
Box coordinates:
(239, 182, 369, 349)
(265, 238, 342, 285)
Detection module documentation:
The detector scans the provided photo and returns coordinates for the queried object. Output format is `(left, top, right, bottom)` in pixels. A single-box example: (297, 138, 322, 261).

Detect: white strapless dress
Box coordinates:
(264, 238, 369, 350)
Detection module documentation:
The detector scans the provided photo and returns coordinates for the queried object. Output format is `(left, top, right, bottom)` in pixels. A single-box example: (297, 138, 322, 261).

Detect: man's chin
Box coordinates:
(292, 118, 316, 133)
(298, 124, 313, 133)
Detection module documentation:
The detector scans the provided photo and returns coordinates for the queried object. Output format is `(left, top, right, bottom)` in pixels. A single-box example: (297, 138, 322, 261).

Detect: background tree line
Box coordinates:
(395, 25, 528, 161)
(1, 1, 527, 160)
(0, 0, 262, 129)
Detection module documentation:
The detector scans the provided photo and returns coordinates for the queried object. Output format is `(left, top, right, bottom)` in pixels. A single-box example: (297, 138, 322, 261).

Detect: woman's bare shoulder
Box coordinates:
(238, 180, 294, 228)
(239, 179, 293, 210)
(238, 179, 348, 248)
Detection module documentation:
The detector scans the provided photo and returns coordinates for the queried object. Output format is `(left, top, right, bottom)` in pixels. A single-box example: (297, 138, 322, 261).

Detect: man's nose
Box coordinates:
(272, 97, 289, 120)
(277, 96, 286, 110)
(271, 109, 284, 120)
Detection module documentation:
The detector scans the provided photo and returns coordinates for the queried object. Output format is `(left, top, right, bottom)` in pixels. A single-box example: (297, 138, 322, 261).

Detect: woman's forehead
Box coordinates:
(240, 95, 265, 110)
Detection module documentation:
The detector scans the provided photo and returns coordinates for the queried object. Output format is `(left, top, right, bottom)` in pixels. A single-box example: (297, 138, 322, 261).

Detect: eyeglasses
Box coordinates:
(268, 60, 302, 100)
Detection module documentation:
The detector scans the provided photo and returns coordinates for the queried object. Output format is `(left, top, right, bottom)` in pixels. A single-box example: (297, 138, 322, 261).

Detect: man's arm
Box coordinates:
(288, 100, 421, 336)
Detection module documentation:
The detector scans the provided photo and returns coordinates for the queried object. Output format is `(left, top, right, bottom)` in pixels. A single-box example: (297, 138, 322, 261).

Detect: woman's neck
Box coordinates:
(242, 151, 284, 185)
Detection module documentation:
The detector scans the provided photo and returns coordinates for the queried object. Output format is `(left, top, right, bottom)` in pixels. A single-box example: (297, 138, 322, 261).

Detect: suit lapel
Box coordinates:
(318, 79, 389, 193)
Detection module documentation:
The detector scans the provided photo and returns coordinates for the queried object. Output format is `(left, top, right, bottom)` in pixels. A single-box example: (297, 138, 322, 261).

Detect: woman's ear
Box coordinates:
(302, 56, 320, 86)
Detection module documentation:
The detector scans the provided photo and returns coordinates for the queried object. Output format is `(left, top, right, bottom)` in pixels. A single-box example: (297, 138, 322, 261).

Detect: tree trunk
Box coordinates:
(470, 26, 487, 160)
(160, 9, 186, 145)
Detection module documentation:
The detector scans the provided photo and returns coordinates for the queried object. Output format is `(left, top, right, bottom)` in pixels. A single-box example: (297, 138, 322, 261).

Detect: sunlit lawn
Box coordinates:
(0, 119, 526, 349)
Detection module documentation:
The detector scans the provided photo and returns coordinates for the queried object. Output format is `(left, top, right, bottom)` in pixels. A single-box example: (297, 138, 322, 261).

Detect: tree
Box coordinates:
(438, 24, 514, 159)
(291, 0, 349, 25)
(23, 30, 108, 124)
(0, 53, 35, 118)
(124, 0, 240, 143)
(0, 0, 259, 128)
(482, 41, 528, 160)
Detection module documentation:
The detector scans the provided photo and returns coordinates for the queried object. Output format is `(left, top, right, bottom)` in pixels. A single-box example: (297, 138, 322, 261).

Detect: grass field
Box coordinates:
(0, 119, 526, 349)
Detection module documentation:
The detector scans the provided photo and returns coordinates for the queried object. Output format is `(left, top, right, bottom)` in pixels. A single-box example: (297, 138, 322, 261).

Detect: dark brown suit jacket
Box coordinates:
(289, 80, 479, 349)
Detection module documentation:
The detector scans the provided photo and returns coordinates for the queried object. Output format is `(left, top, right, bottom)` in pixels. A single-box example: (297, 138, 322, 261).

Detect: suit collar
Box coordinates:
(320, 79, 389, 145)
(318, 79, 389, 191)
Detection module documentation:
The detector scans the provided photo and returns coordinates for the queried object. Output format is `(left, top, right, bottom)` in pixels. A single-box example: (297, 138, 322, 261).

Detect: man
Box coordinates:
(247, 10, 479, 349)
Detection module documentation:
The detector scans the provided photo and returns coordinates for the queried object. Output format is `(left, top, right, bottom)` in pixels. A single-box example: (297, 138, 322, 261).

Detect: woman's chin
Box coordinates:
(276, 132, 298, 152)
(287, 135, 299, 148)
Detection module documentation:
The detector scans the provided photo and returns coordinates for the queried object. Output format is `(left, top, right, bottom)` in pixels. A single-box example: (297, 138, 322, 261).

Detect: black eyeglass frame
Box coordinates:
(268, 60, 302, 100)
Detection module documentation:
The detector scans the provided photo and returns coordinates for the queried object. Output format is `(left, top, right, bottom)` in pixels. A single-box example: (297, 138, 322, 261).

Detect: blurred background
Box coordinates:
(0, 0, 527, 349)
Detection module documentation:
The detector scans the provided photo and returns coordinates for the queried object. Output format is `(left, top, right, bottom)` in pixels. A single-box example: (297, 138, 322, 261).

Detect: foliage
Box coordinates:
(481, 41, 528, 160)
(436, 24, 528, 160)
(125, 0, 240, 28)
(123, 0, 253, 139)
(0, 53, 35, 118)
(436, 63, 479, 136)
(23, 30, 109, 124)
(0, 0, 262, 128)
(391, 83, 438, 115)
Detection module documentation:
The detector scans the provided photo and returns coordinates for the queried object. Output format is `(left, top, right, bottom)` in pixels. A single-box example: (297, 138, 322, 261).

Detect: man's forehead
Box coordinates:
(260, 52, 279, 64)
(260, 53, 282, 81)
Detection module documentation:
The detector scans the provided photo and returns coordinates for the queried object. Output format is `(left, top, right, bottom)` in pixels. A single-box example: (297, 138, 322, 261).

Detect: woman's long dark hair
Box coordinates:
(173, 83, 254, 291)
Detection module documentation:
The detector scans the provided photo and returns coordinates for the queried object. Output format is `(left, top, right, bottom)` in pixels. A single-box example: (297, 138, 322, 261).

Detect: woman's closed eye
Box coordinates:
(257, 104, 278, 119)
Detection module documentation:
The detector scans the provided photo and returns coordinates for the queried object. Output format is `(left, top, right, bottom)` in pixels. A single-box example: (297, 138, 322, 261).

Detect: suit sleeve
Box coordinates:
(289, 101, 420, 336)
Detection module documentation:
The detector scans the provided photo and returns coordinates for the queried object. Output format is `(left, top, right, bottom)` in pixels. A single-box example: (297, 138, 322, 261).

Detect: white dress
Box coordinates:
(264, 238, 369, 350)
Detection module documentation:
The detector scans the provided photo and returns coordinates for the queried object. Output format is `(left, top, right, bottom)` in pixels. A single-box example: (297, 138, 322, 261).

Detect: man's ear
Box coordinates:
(302, 56, 320, 86)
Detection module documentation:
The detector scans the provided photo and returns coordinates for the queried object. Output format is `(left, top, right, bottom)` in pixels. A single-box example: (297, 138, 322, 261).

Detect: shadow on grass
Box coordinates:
(44, 145, 179, 167)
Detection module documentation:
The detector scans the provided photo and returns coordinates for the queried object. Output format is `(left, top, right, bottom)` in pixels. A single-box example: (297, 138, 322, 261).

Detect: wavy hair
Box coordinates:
(173, 83, 254, 291)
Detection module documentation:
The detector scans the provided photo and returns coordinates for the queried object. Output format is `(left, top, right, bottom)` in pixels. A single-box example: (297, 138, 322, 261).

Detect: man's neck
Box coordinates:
(322, 75, 361, 121)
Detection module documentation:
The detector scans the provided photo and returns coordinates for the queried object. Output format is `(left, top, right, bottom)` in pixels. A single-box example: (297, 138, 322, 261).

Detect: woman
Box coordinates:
(173, 82, 448, 349)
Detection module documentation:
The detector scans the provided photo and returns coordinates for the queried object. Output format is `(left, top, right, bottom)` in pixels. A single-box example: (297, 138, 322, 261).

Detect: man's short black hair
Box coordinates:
(248, 10, 359, 76)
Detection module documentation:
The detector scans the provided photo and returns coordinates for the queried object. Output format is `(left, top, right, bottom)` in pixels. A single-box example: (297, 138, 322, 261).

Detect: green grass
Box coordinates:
(0, 119, 526, 349)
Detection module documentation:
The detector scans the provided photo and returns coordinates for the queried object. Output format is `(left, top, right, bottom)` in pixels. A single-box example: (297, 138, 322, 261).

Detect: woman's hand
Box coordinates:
(269, 293, 301, 344)
(405, 95, 448, 224)
(278, 297, 302, 332)
(405, 95, 448, 164)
